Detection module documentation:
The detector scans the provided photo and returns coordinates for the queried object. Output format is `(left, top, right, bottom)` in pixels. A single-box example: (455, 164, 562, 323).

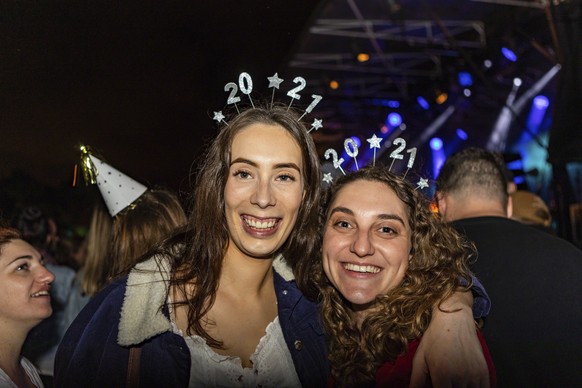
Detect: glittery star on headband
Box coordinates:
(268, 73, 284, 108)
(215, 72, 322, 126)
(308, 118, 323, 133)
(213, 111, 226, 125)
(267, 73, 284, 89)
(367, 134, 382, 149)
(322, 172, 333, 184)
(415, 178, 429, 190)
(367, 134, 383, 166)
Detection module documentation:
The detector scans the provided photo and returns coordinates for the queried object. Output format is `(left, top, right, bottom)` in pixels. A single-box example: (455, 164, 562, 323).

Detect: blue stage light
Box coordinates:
(387, 112, 402, 127)
(430, 137, 443, 151)
(456, 128, 468, 140)
(458, 71, 473, 87)
(417, 96, 430, 110)
(501, 47, 517, 62)
(533, 95, 549, 109)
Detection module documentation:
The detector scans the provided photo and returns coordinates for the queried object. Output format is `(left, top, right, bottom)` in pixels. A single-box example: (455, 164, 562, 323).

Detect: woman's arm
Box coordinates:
(410, 291, 490, 387)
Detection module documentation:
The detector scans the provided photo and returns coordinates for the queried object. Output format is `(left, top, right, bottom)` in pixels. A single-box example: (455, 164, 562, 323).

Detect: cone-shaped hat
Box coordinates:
(78, 146, 148, 217)
(88, 155, 148, 216)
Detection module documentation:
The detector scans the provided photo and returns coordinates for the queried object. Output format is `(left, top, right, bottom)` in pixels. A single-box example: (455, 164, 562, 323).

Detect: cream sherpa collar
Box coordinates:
(118, 254, 294, 346)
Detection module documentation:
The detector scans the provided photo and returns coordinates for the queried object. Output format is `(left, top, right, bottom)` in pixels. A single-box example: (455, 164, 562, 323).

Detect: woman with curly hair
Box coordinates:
(318, 166, 496, 387)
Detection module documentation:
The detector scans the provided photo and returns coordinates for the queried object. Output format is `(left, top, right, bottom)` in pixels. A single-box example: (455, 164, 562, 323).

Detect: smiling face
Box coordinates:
(322, 179, 412, 316)
(224, 122, 305, 261)
(0, 239, 55, 328)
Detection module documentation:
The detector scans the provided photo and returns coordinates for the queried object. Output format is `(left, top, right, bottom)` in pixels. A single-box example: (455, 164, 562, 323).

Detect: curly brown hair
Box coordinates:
(316, 166, 474, 386)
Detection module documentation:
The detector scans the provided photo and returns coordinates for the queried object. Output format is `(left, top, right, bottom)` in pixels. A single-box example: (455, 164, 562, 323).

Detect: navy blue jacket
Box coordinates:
(55, 255, 489, 387)
(54, 257, 328, 387)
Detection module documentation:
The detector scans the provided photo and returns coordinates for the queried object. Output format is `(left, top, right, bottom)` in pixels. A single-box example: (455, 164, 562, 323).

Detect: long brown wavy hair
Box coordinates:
(80, 202, 113, 296)
(152, 103, 322, 348)
(110, 188, 186, 279)
(316, 166, 474, 386)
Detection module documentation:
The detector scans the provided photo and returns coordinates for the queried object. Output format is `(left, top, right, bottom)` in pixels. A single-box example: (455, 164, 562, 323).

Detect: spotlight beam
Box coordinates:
(413, 106, 456, 148)
(486, 64, 561, 152)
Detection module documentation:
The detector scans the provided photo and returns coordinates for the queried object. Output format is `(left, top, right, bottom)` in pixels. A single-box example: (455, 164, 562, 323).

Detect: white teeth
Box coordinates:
(31, 291, 50, 297)
(343, 263, 381, 274)
(244, 217, 277, 230)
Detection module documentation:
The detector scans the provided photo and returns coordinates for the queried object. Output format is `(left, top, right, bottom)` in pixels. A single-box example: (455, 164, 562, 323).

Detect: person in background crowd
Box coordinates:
(108, 188, 187, 279)
(436, 147, 582, 386)
(317, 166, 495, 387)
(11, 207, 79, 382)
(510, 190, 554, 234)
(77, 203, 113, 298)
(0, 226, 55, 388)
(12, 207, 60, 266)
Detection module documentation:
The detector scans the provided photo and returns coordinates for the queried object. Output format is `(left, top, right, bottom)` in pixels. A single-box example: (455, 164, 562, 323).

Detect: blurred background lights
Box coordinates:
(457, 71, 473, 87)
(533, 95, 550, 109)
(329, 80, 339, 90)
(417, 96, 430, 110)
(387, 100, 400, 108)
(430, 137, 446, 178)
(435, 92, 448, 105)
(430, 137, 443, 151)
(502, 46, 518, 62)
(357, 52, 370, 62)
(456, 128, 468, 140)
(349, 136, 361, 147)
(527, 95, 550, 130)
(513, 77, 522, 87)
(463, 89, 472, 97)
(386, 112, 402, 127)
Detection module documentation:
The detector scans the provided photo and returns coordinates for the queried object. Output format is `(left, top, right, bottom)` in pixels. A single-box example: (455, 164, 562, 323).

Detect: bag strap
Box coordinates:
(126, 346, 142, 388)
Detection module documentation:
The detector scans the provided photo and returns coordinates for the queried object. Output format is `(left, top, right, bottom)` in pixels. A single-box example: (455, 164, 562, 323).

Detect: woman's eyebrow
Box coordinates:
(8, 255, 33, 265)
(273, 163, 301, 172)
(230, 157, 257, 167)
(377, 214, 406, 226)
(328, 206, 353, 217)
(328, 207, 406, 226)
(231, 159, 301, 172)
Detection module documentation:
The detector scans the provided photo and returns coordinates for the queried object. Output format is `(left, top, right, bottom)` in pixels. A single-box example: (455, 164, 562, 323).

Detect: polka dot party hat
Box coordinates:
(79, 145, 148, 217)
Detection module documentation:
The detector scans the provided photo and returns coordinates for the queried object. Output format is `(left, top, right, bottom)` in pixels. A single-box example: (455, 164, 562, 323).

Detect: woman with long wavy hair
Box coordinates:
(318, 166, 496, 387)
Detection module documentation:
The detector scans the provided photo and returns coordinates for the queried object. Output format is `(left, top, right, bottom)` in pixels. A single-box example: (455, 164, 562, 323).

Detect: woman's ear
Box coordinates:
(436, 192, 447, 216)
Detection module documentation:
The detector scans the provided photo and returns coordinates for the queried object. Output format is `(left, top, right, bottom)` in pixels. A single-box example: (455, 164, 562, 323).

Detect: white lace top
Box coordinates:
(0, 357, 44, 388)
(170, 316, 301, 387)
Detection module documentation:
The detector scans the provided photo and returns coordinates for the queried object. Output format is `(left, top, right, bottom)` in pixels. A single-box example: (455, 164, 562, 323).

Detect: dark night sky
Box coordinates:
(1, 1, 321, 192)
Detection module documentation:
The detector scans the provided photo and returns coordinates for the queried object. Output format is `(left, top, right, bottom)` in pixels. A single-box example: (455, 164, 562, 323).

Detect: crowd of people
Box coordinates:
(1, 88, 581, 388)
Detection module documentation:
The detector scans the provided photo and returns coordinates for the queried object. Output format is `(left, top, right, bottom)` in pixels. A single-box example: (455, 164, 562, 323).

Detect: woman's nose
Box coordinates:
(350, 229, 374, 257)
(250, 179, 276, 208)
(38, 265, 55, 285)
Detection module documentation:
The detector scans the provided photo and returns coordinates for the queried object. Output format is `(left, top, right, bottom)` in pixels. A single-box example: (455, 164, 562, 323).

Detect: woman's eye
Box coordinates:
(234, 170, 251, 179)
(278, 174, 295, 182)
(334, 220, 351, 229)
(379, 226, 396, 234)
(16, 263, 29, 271)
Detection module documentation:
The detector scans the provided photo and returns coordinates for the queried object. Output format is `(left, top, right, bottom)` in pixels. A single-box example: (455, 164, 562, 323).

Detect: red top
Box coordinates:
(329, 330, 496, 387)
